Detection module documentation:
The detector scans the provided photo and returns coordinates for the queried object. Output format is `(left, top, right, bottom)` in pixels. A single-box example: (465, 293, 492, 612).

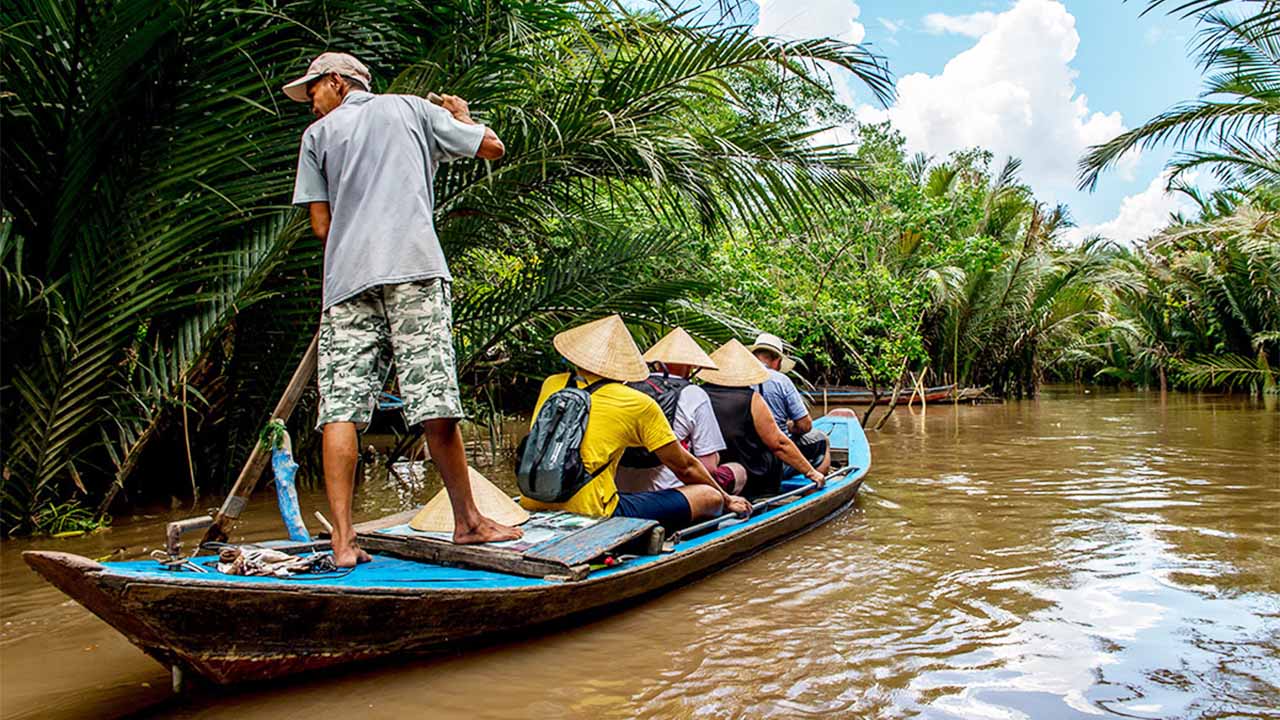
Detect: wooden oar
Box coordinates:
(200, 332, 320, 545)
(667, 466, 856, 546)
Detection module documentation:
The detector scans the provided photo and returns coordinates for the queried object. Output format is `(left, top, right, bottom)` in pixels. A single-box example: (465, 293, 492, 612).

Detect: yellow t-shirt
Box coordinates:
(519, 372, 677, 516)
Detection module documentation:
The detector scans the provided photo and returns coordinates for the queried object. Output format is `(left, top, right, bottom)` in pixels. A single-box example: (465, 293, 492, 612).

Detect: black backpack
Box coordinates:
(515, 376, 613, 503)
(618, 373, 690, 469)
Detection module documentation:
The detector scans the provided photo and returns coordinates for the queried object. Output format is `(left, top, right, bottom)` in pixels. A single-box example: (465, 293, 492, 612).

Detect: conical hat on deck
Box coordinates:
(552, 315, 649, 382)
(642, 328, 718, 370)
(409, 467, 529, 533)
(697, 339, 770, 387)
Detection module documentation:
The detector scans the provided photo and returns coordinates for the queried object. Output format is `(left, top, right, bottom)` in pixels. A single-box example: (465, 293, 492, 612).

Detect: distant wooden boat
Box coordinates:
(24, 415, 871, 686)
(802, 384, 956, 406)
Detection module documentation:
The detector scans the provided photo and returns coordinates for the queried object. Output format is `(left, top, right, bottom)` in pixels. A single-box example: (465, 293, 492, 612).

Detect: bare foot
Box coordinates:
(333, 542, 373, 568)
(453, 516, 523, 544)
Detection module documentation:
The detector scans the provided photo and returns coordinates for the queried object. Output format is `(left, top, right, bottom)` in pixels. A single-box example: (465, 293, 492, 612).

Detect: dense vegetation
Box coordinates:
(0, 0, 1274, 534)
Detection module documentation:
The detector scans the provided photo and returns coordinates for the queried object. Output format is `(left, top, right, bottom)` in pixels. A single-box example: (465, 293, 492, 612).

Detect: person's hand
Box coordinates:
(438, 93, 472, 121)
(806, 469, 826, 488)
(725, 494, 752, 518)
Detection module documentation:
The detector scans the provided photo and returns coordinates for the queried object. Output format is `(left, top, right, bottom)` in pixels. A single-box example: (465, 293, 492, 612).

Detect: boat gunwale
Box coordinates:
(24, 470, 866, 601)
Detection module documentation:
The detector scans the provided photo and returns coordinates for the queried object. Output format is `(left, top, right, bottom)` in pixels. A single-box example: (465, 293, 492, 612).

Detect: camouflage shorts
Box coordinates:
(317, 279, 463, 429)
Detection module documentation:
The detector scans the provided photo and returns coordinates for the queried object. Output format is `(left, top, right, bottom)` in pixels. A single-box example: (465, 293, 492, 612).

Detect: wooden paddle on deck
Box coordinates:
(200, 331, 319, 545)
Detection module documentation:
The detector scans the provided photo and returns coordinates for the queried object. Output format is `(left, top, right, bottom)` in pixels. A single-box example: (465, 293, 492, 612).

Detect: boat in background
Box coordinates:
(802, 384, 956, 406)
(24, 414, 871, 687)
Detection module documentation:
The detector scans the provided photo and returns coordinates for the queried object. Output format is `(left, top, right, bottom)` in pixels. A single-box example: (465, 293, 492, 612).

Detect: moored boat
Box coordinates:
(802, 384, 957, 406)
(23, 415, 870, 686)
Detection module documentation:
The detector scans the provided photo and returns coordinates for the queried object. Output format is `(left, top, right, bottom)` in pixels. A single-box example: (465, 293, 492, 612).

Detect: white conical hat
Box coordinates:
(409, 467, 529, 533)
(698, 339, 770, 387)
(552, 315, 649, 382)
(642, 328, 718, 370)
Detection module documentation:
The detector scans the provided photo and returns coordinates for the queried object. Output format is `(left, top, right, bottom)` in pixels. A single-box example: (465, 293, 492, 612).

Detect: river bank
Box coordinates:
(2, 388, 1277, 719)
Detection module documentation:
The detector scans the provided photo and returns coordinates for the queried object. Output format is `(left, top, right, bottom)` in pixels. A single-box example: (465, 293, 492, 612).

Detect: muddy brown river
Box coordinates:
(2, 389, 1277, 719)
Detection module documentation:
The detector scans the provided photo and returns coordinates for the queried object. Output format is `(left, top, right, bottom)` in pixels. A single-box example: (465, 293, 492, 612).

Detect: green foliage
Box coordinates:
(704, 124, 1106, 398)
(1071, 3, 1279, 395)
(0, 0, 891, 532)
(31, 501, 108, 538)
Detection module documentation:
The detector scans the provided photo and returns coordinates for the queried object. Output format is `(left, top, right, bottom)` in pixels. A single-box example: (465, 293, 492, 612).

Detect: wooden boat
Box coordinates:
(24, 415, 870, 686)
(802, 384, 956, 406)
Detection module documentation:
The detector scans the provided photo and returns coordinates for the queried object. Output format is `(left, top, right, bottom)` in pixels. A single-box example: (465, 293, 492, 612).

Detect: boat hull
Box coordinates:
(23, 415, 871, 685)
(24, 479, 861, 684)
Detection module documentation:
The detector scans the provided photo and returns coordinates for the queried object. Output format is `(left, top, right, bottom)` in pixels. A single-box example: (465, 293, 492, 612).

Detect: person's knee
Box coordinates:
(421, 417, 459, 441)
(680, 485, 723, 520)
(724, 463, 747, 494)
(322, 422, 358, 453)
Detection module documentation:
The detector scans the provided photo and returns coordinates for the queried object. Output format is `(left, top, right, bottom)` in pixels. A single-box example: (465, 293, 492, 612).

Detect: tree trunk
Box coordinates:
(874, 374, 906, 431)
(861, 381, 880, 426)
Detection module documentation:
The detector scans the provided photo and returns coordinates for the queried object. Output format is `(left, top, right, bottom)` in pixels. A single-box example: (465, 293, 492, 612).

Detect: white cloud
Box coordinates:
(1063, 172, 1197, 245)
(857, 0, 1137, 204)
(922, 11, 997, 37)
(755, 0, 865, 45)
(878, 17, 902, 34)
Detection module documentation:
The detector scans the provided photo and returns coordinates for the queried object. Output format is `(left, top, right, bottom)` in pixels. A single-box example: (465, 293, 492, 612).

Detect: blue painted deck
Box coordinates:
(103, 416, 868, 592)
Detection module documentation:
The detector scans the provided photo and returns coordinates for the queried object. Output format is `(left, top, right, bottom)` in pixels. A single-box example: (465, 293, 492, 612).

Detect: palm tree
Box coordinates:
(0, 0, 893, 532)
(1078, 1, 1279, 190)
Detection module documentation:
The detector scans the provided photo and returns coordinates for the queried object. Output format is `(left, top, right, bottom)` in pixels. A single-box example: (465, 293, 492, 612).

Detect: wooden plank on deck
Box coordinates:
(523, 516, 658, 566)
(357, 532, 587, 581)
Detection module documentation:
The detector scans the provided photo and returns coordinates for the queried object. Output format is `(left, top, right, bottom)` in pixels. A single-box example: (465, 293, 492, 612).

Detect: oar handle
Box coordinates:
(670, 465, 856, 545)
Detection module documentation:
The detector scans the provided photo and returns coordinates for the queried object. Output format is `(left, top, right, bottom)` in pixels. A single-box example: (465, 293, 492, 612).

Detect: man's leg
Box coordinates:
(316, 292, 388, 568)
(389, 280, 522, 544)
(322, 421, 371, 566)
(675, 485, 723, 521)
(787, 429, 831, 475)
(422, 418, 522, 544)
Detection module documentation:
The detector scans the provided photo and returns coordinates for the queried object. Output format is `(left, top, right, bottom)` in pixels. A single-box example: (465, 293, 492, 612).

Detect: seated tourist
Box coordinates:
(615, 327, 748, 495)
(519, 315, 752, 529)
(701, 339, 827, 498)
(748, 332, 832, 476)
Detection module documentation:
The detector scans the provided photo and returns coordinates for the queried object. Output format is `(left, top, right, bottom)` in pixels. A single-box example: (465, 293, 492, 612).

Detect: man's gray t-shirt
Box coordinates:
(291, 91, 486, 309)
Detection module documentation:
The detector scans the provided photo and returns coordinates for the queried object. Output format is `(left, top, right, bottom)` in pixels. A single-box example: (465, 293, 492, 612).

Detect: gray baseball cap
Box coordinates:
(282, 52, 371, 102)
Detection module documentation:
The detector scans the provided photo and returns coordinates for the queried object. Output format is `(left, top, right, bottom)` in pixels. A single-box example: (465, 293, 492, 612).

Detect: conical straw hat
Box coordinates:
(552, 315, 649, 382)
(698, 339, 770, 387)
(409, 466, 529, 533)
(643, 328, 718, 370)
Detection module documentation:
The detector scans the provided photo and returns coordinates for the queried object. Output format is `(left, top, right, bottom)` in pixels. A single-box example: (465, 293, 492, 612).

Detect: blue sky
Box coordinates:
(720, 0, 1214, 243)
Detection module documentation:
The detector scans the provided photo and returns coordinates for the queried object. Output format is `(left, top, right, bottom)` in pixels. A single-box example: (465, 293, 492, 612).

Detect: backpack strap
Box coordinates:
(583, 377, 615, 394)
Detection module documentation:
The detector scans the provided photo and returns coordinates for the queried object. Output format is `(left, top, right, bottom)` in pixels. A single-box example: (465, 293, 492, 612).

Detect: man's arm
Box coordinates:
(695, 450, 720, 475)
(438, 94, 504, 160)
(751, 394, 824, 487)
(782, 376, 812, 433)
(309, 202, 331, 244)
(653, 442, 750, 516)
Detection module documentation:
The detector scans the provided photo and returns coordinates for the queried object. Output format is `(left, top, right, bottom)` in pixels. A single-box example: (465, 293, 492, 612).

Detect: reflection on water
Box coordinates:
(2, 389, 1277, 719)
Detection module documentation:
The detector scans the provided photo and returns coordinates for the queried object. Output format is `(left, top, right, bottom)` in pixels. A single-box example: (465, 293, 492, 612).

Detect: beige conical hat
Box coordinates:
(552, 315, 649, 382)
(643, 328, 719, 370)
(409, 467, 529, 533)
(698, 339, 770, 387)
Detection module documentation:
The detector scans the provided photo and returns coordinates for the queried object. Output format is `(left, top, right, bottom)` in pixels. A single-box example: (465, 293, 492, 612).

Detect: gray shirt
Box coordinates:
(292, 91, 486, 309)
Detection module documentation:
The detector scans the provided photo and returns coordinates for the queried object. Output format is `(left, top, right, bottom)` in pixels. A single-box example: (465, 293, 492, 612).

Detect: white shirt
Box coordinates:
(614, 380, 726, 492)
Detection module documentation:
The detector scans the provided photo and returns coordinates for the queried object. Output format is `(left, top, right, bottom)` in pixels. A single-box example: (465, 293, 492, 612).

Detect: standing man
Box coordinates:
(284, 52, 520, 565)
(748, 333, 831, 476)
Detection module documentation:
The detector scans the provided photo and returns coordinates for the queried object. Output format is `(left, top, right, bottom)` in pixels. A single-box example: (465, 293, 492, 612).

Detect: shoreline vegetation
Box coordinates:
(1, 0, 1276, 536)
